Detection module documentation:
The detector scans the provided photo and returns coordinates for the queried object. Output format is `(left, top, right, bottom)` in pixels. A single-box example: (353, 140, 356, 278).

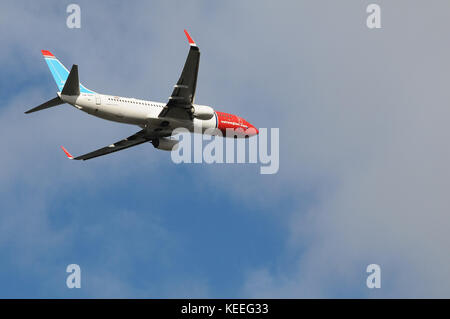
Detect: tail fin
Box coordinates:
(61, 65, 80, 96)
(41, 50, 95, 94)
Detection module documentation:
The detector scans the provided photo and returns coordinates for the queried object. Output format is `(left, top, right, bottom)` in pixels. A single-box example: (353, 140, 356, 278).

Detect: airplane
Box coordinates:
(25, 30, 258, 160)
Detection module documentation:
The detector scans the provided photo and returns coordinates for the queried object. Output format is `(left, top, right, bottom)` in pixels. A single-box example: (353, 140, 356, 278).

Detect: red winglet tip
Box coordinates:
(41, 50, 54, 57)
(184, 29, 195, 45)
(61, 146, 74, 159)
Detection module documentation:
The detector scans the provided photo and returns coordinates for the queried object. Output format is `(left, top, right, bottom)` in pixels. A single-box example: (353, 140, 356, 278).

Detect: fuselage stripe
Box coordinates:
(215, 112, 218, 129)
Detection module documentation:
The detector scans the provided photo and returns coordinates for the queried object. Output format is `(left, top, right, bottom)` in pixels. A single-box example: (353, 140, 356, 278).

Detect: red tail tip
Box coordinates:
(41, 50, 54, 57)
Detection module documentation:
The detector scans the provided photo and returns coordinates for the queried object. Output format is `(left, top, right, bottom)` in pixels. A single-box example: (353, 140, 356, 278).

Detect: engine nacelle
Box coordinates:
(191, 104, 214, 120)
(151, 137, 179, 151)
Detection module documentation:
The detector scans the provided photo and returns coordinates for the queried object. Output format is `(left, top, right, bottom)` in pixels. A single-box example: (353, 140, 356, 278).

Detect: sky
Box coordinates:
(1, 0, 450, 298)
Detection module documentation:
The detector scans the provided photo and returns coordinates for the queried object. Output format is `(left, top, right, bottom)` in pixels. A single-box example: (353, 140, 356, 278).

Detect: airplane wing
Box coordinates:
(158, 29, 200, 120)
(61, 129, 152, 161)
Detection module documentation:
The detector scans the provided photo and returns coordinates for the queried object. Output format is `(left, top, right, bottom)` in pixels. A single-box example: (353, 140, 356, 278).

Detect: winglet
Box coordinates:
(61, 146, 74, 160)
(184, 29, 196, 46)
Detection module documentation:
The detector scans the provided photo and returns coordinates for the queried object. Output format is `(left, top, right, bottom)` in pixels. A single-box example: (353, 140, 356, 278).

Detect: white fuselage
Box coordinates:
(59, 92, 218, 135)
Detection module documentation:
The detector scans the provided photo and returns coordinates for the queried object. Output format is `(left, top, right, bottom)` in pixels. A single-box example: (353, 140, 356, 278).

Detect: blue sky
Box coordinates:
(1, 1, 450, 298)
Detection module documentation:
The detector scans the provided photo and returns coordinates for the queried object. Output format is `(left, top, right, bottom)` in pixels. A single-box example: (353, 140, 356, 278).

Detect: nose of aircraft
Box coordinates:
(244, 119, 259, 137)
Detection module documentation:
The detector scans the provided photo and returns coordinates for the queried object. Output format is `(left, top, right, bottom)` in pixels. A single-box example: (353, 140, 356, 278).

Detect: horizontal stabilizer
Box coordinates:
(61, 64, 80, 96)
(24, 96, 63, 114)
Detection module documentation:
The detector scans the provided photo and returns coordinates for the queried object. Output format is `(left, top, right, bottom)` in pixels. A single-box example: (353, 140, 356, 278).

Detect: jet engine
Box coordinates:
(151, 137, 179, 151)
(191, 104, 214, 120)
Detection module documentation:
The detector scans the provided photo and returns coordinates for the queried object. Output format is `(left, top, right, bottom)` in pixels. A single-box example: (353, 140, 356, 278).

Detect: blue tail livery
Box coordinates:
(41, 50, 95, 94)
